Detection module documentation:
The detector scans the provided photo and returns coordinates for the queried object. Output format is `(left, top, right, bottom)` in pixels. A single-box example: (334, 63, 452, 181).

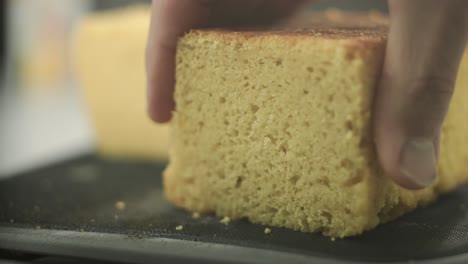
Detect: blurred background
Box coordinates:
(0, 0, 388, 178)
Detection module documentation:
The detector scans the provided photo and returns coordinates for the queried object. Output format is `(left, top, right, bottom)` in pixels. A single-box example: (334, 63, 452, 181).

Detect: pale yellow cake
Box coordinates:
(75, 6, 169, 160)
(164, 13, 468, 237)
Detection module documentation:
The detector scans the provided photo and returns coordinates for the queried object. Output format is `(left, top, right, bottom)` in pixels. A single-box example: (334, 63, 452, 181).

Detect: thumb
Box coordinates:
(374, 0, 468, 189)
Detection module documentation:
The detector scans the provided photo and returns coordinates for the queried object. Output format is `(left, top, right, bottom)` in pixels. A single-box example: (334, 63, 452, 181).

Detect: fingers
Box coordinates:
(374, 0, 468, 189)
(245, 0, 308, 26)
(146, 0, 208, 122)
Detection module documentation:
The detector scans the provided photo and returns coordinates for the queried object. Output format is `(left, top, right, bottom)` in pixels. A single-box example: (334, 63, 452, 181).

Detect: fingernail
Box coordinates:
(401, 138, 437, 187)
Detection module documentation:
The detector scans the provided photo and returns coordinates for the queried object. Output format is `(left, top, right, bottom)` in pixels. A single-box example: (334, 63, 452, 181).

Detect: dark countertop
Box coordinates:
(1, 155, 468, 263)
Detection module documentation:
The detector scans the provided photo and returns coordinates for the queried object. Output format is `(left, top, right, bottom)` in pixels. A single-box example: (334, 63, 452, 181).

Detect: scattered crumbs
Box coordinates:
(330, 237, 336, 242)
(115, 201, 126, 210)
(114, 215, 119, 220)
(9, 219, 14, 223)
(128, 233, 145, 239)
(176, 225, 184, 231)
(220, 216, 230, 225)
(192, 212, 200, 219)
(264, 228, 272, 235)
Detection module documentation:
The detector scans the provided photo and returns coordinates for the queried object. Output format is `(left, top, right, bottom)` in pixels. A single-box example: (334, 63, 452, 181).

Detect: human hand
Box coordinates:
(146, 0, 468, 189)
(374, 0, 468, 189)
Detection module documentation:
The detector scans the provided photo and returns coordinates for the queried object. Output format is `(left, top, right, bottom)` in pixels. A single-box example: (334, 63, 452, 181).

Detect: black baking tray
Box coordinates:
(1, 155, 468, 264)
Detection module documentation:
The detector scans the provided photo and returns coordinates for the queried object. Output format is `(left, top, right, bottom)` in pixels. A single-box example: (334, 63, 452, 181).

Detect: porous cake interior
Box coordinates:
(165, 29, 468, 237)
(166, 30, 392, 236)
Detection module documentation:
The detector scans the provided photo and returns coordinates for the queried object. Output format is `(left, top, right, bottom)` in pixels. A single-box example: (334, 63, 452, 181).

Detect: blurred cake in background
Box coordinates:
(75, 5, 169, 161)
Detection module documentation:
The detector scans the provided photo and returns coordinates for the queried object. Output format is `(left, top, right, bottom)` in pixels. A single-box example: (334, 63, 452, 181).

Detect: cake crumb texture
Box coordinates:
(164, 13, 468, 237)
(114, 201, 126, 210)
(220, 216, 231, 225)
(192, 212, 201, 219)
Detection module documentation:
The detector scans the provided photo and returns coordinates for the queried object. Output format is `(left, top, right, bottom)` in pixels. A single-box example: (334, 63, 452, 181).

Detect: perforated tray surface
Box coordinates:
(1, 155, 468, 263)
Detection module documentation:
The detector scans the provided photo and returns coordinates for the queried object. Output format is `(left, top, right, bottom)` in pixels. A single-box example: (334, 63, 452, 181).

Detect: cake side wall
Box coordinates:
(166, 30, 468, 237)
(167, 31, 395, 237)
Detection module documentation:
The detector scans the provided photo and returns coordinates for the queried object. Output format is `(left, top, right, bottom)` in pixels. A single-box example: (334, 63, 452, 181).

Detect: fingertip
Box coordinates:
(375, 139, 431, 190)
(388, 174, 431, 190)
(147, 81, 174, 123)
(147, 100, 174, 123)
(374, 127, 437, 190)
(373, 102, 434, 190)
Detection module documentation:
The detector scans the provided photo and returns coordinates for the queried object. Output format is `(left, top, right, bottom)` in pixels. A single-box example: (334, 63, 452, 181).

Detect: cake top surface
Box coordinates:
(192, 9, 389, 40)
